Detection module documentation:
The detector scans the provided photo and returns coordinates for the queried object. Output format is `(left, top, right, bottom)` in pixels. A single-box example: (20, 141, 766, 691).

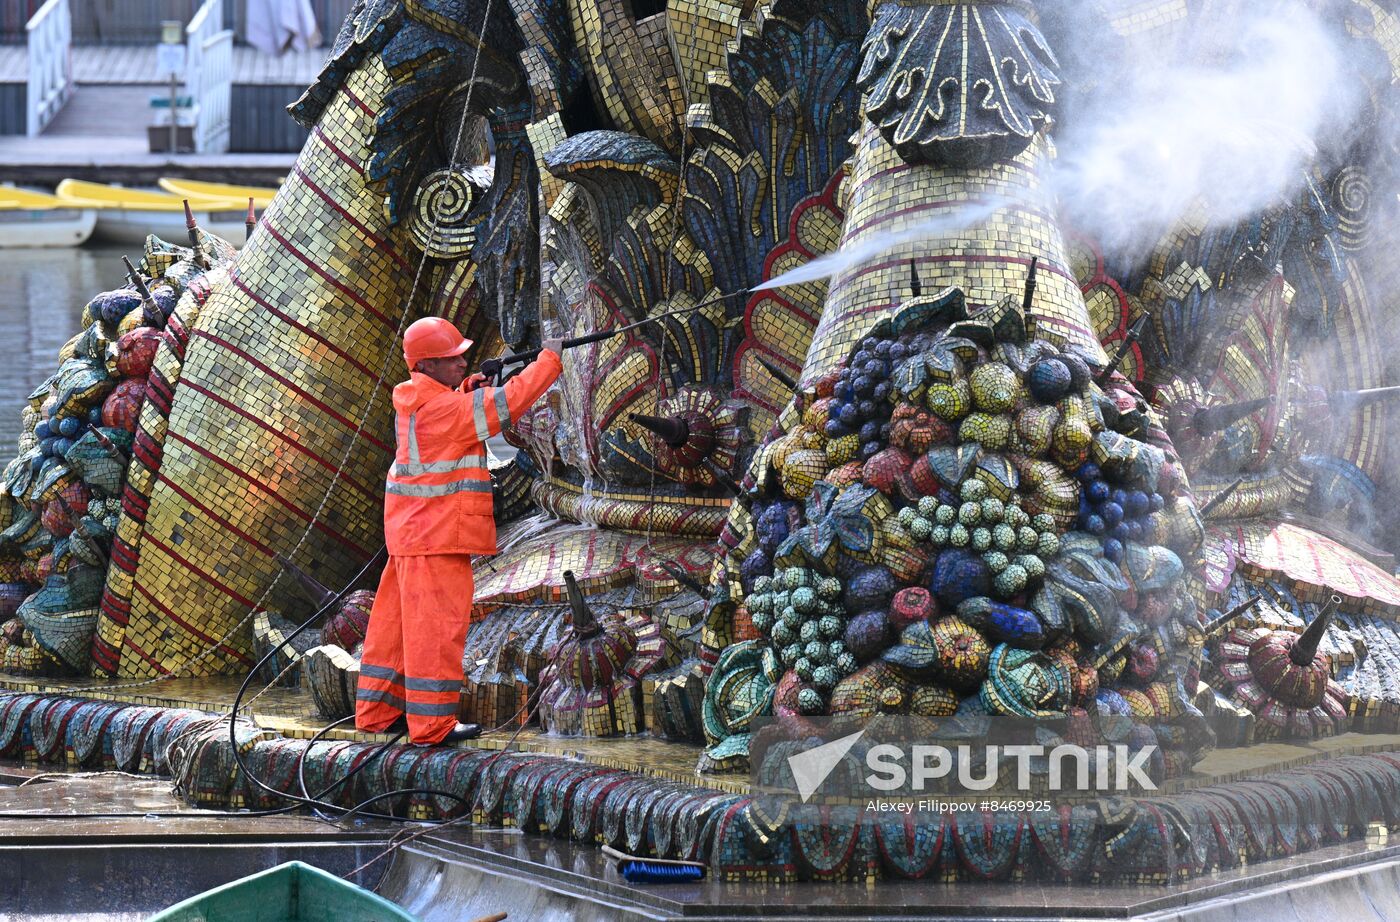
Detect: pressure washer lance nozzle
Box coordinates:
(1329, 385, 1400, 411)
(1192, 395, 1275, 435)
(1201, 595, 1263, 636)
(245, 197, 257, 243)
(121, 255, 161, 325)
(274, 552, 338, 610)
(477, 289, 750, 381)
(754, 353, 799, 393)
(1095, 312, 1151, 385)
(1196, 476, 1246, 520)
(1291, 594, 1343, 667)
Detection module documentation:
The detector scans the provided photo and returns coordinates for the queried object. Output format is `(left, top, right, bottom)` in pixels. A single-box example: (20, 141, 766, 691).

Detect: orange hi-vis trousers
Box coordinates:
(355, 554, 473, 744)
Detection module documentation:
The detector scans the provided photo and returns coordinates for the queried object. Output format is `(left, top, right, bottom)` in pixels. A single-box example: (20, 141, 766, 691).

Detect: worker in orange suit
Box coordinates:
(356, 317, 563, 745)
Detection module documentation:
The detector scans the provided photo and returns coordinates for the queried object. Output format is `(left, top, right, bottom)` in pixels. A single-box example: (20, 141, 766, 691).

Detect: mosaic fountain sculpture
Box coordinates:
(3, 0, 1400, 885)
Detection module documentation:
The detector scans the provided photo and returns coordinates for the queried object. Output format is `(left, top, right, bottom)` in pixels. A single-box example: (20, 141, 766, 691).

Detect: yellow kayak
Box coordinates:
(0, 186, 97, 247)
(0, 187, 74, 210)
(54, 179, 251, 245)
(55, 179, 242, 212)
(158, 177, 279, 210)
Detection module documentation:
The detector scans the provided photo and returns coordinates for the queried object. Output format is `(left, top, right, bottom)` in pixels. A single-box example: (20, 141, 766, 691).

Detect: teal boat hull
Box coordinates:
(146, 860, 417, 922)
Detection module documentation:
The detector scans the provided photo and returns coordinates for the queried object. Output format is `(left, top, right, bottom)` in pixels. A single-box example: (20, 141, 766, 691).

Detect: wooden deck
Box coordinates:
(0, 44, 325, 85)
(0, 43, 320, 163)
(0, 82, 294, 185)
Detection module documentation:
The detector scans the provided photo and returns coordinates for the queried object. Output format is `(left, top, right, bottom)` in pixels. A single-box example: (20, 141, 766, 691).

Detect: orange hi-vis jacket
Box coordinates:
(383, 348, 562, 556)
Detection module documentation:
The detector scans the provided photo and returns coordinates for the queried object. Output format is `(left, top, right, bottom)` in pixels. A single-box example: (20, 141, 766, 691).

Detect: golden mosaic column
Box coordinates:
(105, 58, 426, 677)
(803, 122, 1107, 382)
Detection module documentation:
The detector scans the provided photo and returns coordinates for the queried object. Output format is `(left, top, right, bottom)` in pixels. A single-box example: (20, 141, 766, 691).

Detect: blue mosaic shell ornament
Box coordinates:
(979, 645, 1072, 718)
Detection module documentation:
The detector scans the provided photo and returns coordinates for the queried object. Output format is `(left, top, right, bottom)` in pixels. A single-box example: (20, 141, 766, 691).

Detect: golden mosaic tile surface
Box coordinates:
(666, 0, 741, 105)
(102, 59, 441, 678)
(805, 124, 1107, 383)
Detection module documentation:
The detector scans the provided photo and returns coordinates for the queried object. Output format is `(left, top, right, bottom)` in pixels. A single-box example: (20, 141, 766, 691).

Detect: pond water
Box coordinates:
(0, 245, 130, 455)
(0, 243, 516, 472)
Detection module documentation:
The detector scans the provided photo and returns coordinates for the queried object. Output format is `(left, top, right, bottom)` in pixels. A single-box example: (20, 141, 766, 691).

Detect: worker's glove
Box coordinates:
(461, 372, 489, 392)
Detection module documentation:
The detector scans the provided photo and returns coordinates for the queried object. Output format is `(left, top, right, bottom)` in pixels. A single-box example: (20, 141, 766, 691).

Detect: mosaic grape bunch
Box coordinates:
(714, 292, 1205, 772)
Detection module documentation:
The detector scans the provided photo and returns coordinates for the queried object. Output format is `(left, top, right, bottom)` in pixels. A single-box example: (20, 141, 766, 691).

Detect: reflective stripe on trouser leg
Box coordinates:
(355, 558, 408, 732)
(395, 553, 475, 744)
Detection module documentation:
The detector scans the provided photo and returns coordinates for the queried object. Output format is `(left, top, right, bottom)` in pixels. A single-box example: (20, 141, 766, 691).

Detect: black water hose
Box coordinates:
(226, 546, 474, 822)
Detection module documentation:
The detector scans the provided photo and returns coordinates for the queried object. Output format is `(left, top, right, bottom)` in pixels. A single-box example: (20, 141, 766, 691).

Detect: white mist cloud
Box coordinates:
(1050, 1, 1362, 256)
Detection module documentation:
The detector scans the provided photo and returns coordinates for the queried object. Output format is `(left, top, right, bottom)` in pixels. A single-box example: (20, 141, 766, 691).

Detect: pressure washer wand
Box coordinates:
(478, 289, 747, 380)
(1328, 385, 1400, 411)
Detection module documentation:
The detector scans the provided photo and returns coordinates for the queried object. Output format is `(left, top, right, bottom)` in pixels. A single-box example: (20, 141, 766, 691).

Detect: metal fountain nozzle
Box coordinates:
(1192, 395, 1274, 435)
(275, 552, 337, 610)
(629, 412, 690, 447)
(563, 570, 603, 639)
(1290, 594, 1342, 667)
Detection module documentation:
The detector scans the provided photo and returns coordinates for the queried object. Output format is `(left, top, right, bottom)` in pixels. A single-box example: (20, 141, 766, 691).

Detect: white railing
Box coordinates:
(25, 0, 73, 137)
(185, 0, 231, 153)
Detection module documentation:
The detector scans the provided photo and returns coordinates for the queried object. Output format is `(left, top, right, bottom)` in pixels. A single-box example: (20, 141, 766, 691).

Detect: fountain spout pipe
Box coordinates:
(245, 198, 257, 243)
(629, 413, 690, 447)
(1202, 595, 1263, 636)
(563, 570, 603, 639)
(1290, 594, 1342, 667)
(1193, 396, 1275, 435)
(1197, 476, 1247, 519)
(1095, 312, 1150, 385)
(121, 256, 162, 326)
(182, 200, 208, 269)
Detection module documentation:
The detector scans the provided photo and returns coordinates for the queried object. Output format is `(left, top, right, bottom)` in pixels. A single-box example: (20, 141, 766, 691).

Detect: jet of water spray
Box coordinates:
(752, 198, 1012, 292)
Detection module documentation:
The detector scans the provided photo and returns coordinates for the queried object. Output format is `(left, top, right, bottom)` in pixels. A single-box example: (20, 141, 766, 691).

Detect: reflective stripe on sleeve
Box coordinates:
(471, 389, 492, 442)
(494, 387, 510, 428)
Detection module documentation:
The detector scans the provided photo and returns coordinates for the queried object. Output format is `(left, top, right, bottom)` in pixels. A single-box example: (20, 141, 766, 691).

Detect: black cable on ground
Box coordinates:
(0, 550, 562, 831)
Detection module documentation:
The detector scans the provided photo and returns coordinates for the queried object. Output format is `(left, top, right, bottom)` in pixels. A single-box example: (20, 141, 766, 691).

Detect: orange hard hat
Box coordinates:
(403, 317, 472, 369)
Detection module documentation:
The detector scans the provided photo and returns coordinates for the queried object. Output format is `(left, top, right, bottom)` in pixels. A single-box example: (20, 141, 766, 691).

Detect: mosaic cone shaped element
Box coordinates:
(804, 124, 1106, 383)
(94, 60, 429, 678)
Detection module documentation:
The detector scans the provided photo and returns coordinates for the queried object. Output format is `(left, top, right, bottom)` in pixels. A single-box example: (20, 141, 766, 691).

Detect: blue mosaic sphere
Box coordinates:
(1027, 358, 1073, 403)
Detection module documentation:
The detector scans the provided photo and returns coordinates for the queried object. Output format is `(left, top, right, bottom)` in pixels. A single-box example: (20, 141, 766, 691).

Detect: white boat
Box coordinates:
(54, 179, 248, 246)
(0, 187, 97, 248)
